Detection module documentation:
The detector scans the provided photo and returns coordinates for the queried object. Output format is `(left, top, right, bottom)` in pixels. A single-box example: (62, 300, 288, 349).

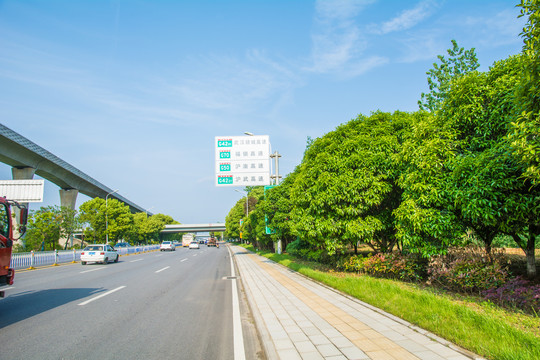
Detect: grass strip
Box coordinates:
(239, 244, 540, 360)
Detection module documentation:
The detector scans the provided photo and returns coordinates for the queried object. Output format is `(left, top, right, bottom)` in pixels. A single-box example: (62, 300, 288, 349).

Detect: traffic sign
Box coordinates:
(214, 135, 271, 187)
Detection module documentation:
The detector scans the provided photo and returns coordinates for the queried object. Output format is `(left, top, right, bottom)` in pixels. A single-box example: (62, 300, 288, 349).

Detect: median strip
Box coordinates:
(78, 286, 126, 306)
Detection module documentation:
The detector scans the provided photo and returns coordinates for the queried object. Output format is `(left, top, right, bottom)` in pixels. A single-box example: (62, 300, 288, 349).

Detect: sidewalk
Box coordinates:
(231, 245, 483, 360)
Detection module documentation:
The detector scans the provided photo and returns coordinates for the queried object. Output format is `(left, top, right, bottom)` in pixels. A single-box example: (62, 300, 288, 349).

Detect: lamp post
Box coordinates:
(105, 189, 119, 244)
(145, 206, 155, 217)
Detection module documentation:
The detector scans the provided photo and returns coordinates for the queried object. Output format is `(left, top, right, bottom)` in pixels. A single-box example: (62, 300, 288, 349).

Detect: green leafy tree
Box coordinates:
(59, 206, 81, 249)
(260, 171, 298, 249)
(225, 199, 244, 239)
(25, 206, 62, 251)
(418, 39, 479, 112)
(79, 198, 133, 243)
(292, 111, 412, 254)
(511, 0, 540, 185)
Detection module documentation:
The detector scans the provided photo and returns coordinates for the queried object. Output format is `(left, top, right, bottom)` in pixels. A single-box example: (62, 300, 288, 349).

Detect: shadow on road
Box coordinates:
(0, 287, 103, 328)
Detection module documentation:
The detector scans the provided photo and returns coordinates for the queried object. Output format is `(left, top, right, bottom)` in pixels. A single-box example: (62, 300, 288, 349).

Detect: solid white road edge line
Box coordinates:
(155, 266, 170, 273)
(228, 246, 246, 360)
(78, 286, 126, 306)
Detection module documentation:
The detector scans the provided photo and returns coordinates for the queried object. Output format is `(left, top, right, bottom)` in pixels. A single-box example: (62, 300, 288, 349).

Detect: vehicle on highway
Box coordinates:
(0, 197, 28, 298)
(189, 241, 199, 249)
(182, 233, 194, 247)
(160, 241, 175, 251)
(81, 244, 119, 265)
(207, 237, 217, 247)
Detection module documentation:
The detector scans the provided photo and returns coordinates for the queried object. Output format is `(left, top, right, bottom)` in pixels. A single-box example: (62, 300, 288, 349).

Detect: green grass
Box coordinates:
(238, 244, 540, 360)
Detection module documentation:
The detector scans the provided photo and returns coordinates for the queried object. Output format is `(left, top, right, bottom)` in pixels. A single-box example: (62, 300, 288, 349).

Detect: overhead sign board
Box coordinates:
(0, 179, 45, 202)
(214, 135, 271, 187)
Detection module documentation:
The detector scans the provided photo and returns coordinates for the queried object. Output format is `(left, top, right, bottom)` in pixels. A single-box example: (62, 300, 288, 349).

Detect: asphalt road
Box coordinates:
(0, 245, 241, 360)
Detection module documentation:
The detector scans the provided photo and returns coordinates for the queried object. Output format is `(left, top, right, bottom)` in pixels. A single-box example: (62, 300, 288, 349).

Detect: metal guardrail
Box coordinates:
(10, 245, 161, 270)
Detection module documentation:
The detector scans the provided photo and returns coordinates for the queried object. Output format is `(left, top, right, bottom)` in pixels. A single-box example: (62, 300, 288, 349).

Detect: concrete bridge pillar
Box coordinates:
(59, 188, 78, 210)
(59, 188, 79, 249)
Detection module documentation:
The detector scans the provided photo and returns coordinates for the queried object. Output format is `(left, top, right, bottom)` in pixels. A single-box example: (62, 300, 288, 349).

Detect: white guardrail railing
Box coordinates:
(10, 245, 161, 270)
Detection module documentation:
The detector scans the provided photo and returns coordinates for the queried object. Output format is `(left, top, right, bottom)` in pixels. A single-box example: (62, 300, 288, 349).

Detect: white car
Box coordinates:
(160, 241, 175, 251)
(81, 244, 119, 265)
(188, 241, 199, 249)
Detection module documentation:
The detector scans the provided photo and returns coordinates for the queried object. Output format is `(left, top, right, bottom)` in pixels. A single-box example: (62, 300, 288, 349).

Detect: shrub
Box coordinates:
(362, 253, 425, 282)
(428, 247, 510, 294)
(336, 252, 425, 282)
(483, 277, 540, 315)
(286, 238, 341, 265)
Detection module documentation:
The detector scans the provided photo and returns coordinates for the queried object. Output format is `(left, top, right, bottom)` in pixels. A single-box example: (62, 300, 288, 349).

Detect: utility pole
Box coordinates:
(270, 151, 282, 185)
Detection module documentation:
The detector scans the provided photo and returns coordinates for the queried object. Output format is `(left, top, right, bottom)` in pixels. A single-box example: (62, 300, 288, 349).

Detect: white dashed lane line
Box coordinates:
(155, 266, 170, 273)
(78, 286, 126, 306)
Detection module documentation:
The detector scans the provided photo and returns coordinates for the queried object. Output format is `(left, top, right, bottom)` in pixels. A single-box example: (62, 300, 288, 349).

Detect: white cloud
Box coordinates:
(376, 0, 437, 35)
(308, 0, 386, 77)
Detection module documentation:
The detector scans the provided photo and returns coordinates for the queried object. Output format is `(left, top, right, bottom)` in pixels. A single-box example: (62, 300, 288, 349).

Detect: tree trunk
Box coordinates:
(525, 228, 537, 279)
(511, 231, 537, 279)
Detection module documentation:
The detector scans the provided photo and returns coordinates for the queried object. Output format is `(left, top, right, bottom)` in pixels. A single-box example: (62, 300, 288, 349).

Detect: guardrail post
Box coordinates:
(72, 248, 77, 263)
(53, 249, 59, 266)
(27, 250, 35, 270)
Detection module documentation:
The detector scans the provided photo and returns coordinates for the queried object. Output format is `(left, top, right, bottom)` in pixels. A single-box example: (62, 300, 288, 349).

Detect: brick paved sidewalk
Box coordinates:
(231, 245, 483, 360)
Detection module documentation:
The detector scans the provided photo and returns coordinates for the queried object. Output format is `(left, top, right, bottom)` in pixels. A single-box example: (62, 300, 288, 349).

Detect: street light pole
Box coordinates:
(105, 189, 119, 244)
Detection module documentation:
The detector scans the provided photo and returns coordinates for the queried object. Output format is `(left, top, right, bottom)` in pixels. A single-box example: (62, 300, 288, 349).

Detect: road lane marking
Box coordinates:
(227, 245, 246, 360)
(80, 267, 107, 274)
(78, 286, 126, 306)
(130, 259, 143, 263)
(155, 266, 170, 273)
(180, 259, 187, 262)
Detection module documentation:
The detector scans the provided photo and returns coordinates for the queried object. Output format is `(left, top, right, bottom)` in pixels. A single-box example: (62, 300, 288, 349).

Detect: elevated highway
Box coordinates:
(162, 223, 226, 233)
(0, 123, 147, 213)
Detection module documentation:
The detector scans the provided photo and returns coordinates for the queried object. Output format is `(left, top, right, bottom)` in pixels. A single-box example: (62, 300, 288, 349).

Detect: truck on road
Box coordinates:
(182, 233, 194, 247)
(207, 237, 217, 247)
(0, 197, 28, 298)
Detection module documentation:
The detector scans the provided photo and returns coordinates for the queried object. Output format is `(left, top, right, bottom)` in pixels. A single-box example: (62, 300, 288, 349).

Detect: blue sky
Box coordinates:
(0, 0, 526, 224)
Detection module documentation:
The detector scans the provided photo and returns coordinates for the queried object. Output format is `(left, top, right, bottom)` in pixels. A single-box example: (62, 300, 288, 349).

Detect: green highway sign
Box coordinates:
(219, 163, 231, 171)
(217, 176, 233, 185)
(217, 140, 233, 147)
(219, 151, 231, 159)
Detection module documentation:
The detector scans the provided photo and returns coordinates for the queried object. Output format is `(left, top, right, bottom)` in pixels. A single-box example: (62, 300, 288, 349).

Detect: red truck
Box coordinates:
(0, 197, 28, 298)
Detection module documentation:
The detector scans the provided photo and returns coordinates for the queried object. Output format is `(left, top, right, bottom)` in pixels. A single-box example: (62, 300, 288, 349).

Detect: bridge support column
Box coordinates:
(59, 188, 79, 249)
(11, 167, 36, 246)
(60, 188, 78, 210)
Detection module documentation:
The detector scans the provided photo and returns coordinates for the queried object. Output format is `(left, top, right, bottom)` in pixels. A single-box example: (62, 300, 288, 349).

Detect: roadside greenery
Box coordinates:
(224, 1, 540, 340)
(240, 244, 540, 360)
(19, 200, 179, 251)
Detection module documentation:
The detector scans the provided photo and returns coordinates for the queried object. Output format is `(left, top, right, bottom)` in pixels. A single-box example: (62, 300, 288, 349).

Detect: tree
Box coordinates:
(511, 0, 540, 185)
(225, 199, 244, 239)
(260, 170, 298, 249)
(291, 111, 412, 254)
(79, 198, 133, 243)
(25, 206, 62, 251)
(59, 206, 81, 249)
(418, 40, 479, 112)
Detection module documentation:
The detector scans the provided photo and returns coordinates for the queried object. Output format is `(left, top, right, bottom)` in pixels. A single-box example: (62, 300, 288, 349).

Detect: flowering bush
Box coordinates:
(483, 277, 540, 314)
(336, 255, 369, 273)
(336, 253, 425, 282)
(427, 247, 510, 294)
